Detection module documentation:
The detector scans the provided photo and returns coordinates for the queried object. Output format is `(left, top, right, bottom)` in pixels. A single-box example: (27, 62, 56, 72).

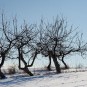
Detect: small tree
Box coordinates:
(37, 17, 87, 73)
(0, 14, 15, 79)
(12, 20, 38, 76)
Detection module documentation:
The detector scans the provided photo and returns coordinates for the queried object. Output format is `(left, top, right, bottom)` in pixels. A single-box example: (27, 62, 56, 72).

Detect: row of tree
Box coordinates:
(0, 14, 87, 79)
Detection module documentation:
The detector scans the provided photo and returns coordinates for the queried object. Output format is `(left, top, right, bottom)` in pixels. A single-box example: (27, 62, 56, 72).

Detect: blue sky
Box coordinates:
(0, 0, 87, 32)
(0, 0, 87, 37)
(1, 0, 87, 68)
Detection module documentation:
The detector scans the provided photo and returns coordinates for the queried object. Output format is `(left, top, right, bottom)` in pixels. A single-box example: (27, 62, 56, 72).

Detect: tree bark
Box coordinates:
(51, 38, 61, 73)
(62, 57, 69, 69)
(22, 67, 33, 76)
(18, 48, 33, 76)
(0, 54, 6, 79)
(47, 55, 51, 71)
(0, 69, 6, 79)
(52, 56, 61, 73)
(48, 51, 61, 73)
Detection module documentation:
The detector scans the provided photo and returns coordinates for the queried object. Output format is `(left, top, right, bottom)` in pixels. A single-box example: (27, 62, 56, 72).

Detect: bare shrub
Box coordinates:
(61, 65, 70, 70)
(7, 66, 16, 74)
(75, 64, 83, 69)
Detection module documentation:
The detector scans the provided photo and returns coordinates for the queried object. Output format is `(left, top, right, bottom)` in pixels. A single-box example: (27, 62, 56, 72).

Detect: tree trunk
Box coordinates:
(18, 48, 33, 76)
(52, 38, 61, 73)
(0, 54, 6, 79)
(62, 57, 69, 69)
(47, 56, 51, 71)
(18, 60, 33, 76)
(48, 51, 61, 73)
(23, 67, 33, 76)
(52, 56, 61, 73)
(0, 69, 6, 79)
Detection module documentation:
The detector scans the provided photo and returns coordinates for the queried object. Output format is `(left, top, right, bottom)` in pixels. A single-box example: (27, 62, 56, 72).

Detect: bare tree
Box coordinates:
(0, 14, 16, 79)
(0, 14, 37, 76)
(58, 33, 87, 69)
(36, 17, 87, 73)
(0, 13, 87, 78)
(12, 20, 38, 76)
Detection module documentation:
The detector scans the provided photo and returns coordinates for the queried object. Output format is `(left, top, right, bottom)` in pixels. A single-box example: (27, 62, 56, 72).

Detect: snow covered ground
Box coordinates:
(0, 69, 87, 87)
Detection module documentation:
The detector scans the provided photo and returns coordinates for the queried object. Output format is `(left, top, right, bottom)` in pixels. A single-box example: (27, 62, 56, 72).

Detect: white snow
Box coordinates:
(0, 69, 87, 87)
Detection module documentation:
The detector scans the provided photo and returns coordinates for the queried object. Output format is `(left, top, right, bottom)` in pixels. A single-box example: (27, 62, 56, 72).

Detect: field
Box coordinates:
(0, 69, 87, 87)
